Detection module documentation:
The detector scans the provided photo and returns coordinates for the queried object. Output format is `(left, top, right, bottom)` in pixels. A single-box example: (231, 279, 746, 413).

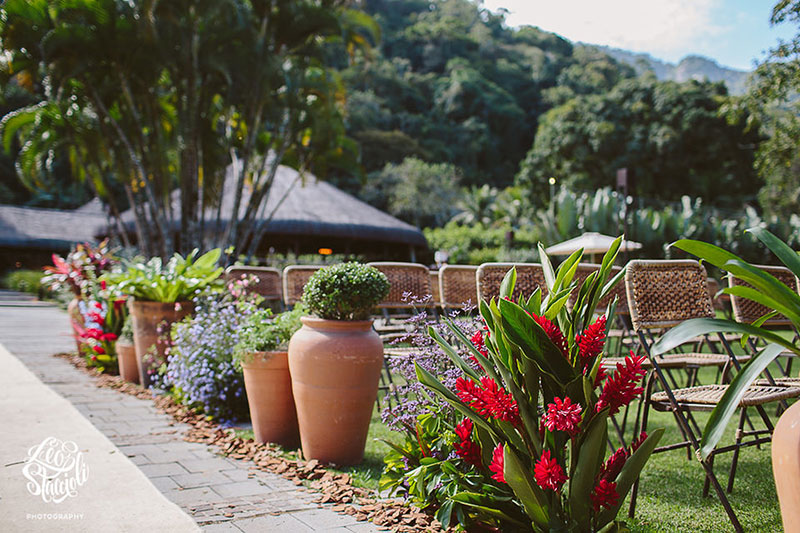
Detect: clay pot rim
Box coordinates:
(300, 316, 374, 331)
(240, 350, 288, 368)
(128, 300, 194, 313)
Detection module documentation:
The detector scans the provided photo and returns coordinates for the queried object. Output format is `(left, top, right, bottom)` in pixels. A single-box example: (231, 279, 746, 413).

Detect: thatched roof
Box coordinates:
(0, 203, 106, 250)
(119, 164, 427, 248)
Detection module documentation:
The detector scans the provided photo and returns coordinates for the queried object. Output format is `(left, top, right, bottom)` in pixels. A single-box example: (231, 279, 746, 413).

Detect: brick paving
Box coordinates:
(0, 295, 382, 532)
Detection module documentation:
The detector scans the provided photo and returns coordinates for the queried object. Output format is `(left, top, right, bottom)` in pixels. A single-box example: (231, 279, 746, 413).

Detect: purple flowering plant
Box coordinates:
(165, 275, 261, 421)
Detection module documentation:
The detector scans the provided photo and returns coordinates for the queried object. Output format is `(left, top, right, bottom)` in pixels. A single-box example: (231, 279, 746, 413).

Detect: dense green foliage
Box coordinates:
(233, 305, 306, 366)
(302, 262, 389, 320)
(2, 268, 45, 296)
(103, 249, 223, 303)
(517, 75, 762, 208)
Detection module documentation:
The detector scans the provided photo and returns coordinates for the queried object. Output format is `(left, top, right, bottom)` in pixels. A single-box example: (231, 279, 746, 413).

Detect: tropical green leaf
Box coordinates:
(652, 318, 800, 357)
(569, 410, 608, 529)
(747, 227, 800, 279)
(503, 445, 549, 527)
(699, 343, 786, 459)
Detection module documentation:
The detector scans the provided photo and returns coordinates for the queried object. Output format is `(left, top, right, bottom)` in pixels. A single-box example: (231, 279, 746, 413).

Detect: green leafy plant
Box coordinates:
(102, 249, 223, 303)
(233, 305, 306, 368)
(651, 227, 800, 459)
(302, 262, 390, 321)
(404, 238, 663, 531)
(119, 315, 133, 344)
(3, 269, 45, 297)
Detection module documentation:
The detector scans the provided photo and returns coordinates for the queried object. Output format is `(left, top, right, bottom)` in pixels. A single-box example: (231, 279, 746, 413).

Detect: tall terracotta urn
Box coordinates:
(116, 339, 140, 384)
(128, 300, 193, 388)
(772, 400, 800, 532)
(288, 317, 384, 465)
(241, 351, 299, 447)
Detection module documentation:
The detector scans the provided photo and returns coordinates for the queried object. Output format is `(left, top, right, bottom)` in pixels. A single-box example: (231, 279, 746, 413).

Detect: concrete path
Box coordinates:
(0, 294, 380, 532)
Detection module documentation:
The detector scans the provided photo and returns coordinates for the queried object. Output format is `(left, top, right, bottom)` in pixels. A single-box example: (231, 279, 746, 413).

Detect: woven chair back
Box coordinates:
(282, 265, 322, 306)
(476, 263, 547, 303)
(224, 266, 282, 300)
(368, 262, 432, 309)
(569, 263, 626, 313)
(625, 259, 715, 331)
(439, 265, 479, 308)
(728, 265, 798, 326)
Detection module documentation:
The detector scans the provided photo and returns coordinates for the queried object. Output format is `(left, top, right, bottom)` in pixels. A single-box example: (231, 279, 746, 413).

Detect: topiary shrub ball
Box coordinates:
(302, 262, 390, 321)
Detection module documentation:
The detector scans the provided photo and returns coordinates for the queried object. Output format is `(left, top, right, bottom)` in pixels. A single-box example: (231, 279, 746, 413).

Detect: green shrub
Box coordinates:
(302, 262, 389, 321)
(3, 269, 45, 296)
(233, 305, 306, 368)
(119, 315, 133, 343)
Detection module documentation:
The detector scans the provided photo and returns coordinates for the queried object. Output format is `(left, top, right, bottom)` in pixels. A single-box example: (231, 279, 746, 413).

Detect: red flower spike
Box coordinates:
(534, 450, 567, 491)
(599, 446, 629, 483)
(529, 312, 569, 359)
(489, 443, 505, 483)
(576, 315, 607, 368)
(455, 377, 522, 427)
(92, 345, 105, 355)
(82, 328, 104, 340)
(454, 418, 482, 467)
(100, 280, 107, 291)
(595, 353, 647, 416)
(543, 397, 583, 436)
(101, 333, 118, 342)
(591, 479, 619, 512)
(631, 431, 648, 453)
(469, 331, 488, 365)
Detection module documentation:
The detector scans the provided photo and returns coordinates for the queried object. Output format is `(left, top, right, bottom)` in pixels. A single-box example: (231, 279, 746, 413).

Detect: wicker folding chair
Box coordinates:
(439, 265, 479, 310)
(224, 266, 282, 306)
(281, 265, 322, 307)
(729, 265, 799, 377)
(476, 263, 547, 303)
(625, 260, 800, 532)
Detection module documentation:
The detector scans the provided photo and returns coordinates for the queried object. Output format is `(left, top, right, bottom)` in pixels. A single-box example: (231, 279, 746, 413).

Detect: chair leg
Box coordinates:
(628, 375, 655, 519)
(702, 452, 714, 497)
(727, 409, 747, 494)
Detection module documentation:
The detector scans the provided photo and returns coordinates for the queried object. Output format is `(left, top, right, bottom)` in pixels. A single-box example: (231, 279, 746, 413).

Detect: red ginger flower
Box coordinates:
(534, 450, 567, 492)
(82, 328, 104, 340)
(100, 332, 118, 342)
(489, 443, 505, 483)
(591, 479, 619, 512)
(595, 353, 647, 415)
(631, 431, 648, 452)
(92, 345, 105, 355)
(456, 376, 521, 427)
(543, 396, 582, 436)
(599, 446, 629, 483)
(454, 418, 482, 467)
(528, 312, 569, 359)
(576, 315, 606, 368)
(469, 331, 488, 365)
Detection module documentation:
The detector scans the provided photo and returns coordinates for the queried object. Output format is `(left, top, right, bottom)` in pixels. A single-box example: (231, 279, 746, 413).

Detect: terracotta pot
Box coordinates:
(128, 300, 193, 388)
(67, 297, 84, 353)
(772, 400, 800, 532)
(241, 351, 299, 447)
(288, 317, 383, 465)
(116, 339, 140, 384)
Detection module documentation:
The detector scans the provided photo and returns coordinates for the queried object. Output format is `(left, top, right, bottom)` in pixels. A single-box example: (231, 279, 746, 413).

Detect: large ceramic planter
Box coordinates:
(772, 400, 800, 531)
(128, 300, 193, 388)
(241, 351, 299, 447)
(67, 297, 84, 353)
(288, 317, 383, 465)
(116, 339, 140, 384)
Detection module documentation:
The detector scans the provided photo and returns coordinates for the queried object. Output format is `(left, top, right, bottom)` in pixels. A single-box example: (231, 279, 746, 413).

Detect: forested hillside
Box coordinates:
(340, 0, 762, 216)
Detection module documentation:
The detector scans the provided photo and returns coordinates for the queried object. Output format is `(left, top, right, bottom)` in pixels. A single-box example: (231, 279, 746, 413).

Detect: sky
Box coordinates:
(481, 0, 796, 71)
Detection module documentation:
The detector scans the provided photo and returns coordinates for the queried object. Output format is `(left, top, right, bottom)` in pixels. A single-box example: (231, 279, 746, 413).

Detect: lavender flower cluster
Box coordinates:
(165, 286, 258, 422)
(380, 303, 482, 432)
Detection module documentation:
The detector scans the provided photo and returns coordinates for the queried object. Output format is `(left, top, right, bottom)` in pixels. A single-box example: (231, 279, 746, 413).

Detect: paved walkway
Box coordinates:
(0, 294, 380, 532)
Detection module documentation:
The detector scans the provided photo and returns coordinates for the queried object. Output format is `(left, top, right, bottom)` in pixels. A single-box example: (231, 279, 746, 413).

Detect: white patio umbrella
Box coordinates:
(545, 232, 642, 262)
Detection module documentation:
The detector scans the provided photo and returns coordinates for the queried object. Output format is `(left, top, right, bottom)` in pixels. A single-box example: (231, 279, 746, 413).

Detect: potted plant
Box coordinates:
(102, 248, 223, 388)
(116, 316, 139, 384)
(288, 262, 390, 464)
(234, 305, 306, 447)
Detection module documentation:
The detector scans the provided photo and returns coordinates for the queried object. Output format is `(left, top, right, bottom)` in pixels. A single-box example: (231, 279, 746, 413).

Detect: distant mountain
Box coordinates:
(583, 45, 751, 95)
